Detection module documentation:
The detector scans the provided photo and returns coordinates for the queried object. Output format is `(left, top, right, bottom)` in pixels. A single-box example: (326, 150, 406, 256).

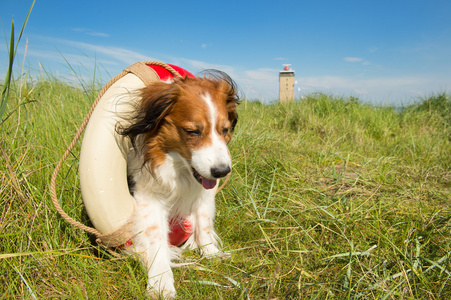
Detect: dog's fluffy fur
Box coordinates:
(117, 71, 239, 298)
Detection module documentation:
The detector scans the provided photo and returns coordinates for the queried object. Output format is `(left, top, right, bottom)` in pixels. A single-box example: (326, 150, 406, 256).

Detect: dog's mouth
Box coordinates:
(192, 168, 217, 190)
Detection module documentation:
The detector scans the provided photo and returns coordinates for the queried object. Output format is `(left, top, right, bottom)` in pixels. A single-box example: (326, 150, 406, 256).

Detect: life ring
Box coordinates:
(78, 62, 194, 247)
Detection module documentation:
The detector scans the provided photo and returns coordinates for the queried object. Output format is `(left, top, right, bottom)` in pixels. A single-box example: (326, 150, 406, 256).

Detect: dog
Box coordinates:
(117, 70, 239, 298)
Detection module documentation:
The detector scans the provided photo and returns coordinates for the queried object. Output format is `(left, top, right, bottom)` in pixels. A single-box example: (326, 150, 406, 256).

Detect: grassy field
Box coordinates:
(1, 74, 450, 299)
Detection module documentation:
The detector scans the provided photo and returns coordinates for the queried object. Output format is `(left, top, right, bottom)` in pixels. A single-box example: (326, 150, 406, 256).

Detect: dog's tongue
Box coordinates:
(202, 178, 217, 190)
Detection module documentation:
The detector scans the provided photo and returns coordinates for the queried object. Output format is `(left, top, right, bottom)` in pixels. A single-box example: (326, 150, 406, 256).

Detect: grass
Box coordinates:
(1, 69, 450, 300)
(0, 0, 34, 124)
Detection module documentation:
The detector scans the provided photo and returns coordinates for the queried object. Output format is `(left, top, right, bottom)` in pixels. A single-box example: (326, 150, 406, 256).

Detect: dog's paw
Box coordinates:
(200, 244, 231, 260)
(199, 244, 220, 256)
(205, 250, 232, 260)
(146, 287, 176, 300)
(211, 251, 232, 260)
(146, 273, 176, 299)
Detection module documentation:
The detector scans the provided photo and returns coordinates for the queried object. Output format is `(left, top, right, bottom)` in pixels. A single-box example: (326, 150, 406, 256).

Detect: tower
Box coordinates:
(279, 64, 295, 102)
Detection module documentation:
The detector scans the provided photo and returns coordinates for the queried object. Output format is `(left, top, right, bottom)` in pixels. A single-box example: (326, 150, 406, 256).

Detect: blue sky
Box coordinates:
(1, 0, 450, 105)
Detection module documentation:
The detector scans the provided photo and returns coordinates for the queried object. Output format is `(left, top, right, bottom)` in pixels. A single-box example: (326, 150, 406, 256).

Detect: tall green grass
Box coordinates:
(1, 72, 450, 299)
(0, 0, 34, 124)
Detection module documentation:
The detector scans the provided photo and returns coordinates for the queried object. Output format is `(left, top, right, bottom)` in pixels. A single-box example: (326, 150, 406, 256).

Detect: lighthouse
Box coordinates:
(279, 64, 295, 102)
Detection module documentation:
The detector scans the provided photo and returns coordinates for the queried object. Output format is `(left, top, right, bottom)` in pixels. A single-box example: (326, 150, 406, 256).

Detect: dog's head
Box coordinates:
(119, 70, 240, 189)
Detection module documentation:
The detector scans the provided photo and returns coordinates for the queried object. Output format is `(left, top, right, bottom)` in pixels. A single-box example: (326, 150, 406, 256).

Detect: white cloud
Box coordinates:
(26, 48, 118, 67)
(241, 68, 279, 100)
(170, 57, 237, 76)
(245, 68, 278, 82)
(71, 28, 110, 38)
(354, 89, 368, 95)
(89, 32, 111, 38)
(61, 40, 152, 65)
(6, 36, 449, 105)
(295, 75, 451, 104)
(344, 57, 364, 63)
(38, 36, 151, 67)
(344, 57, 371, 67)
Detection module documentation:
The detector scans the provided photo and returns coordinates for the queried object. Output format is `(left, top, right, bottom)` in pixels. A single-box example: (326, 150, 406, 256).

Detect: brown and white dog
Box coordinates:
(118, 71, 239, 298)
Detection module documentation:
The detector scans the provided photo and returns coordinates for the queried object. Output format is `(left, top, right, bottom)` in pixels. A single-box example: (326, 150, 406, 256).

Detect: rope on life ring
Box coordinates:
(50, 61, 231, 256)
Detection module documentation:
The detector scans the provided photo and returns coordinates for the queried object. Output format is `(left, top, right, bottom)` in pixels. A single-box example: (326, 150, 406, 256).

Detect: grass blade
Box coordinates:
(0, 0, 34, 123)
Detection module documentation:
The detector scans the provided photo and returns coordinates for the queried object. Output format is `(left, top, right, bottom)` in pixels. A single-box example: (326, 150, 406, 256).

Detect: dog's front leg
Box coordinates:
(185, 190, 230, 259)
(131, 199, 176, 299)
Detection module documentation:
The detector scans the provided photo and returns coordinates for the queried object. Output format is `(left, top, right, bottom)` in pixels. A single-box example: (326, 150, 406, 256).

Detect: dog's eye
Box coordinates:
(184, 128, 201, 136)
(222, 128, 229, 135)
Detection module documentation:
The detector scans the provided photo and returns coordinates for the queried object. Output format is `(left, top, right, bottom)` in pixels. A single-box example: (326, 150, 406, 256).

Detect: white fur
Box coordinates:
(191, 93, 231, 179)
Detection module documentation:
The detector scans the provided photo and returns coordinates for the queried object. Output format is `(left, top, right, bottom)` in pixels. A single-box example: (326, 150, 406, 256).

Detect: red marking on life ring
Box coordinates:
(147, 64, 195, 81)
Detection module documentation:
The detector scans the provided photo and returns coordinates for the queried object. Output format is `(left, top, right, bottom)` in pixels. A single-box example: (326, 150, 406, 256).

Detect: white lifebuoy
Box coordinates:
(79, 73, 144, 234)
(50, 62, 197, 248)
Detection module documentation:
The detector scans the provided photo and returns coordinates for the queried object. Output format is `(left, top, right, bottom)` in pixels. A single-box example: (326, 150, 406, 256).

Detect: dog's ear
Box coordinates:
(219, 76, 240, 132)
(227, 98, 239, 132)
(203, 70, 240, 132)
(118, 82, 180, 146)
(200, 70, 240, 130)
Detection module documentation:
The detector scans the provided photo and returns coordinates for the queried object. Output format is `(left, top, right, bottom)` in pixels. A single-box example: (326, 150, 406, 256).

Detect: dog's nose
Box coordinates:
(211, 165, 231, 178)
